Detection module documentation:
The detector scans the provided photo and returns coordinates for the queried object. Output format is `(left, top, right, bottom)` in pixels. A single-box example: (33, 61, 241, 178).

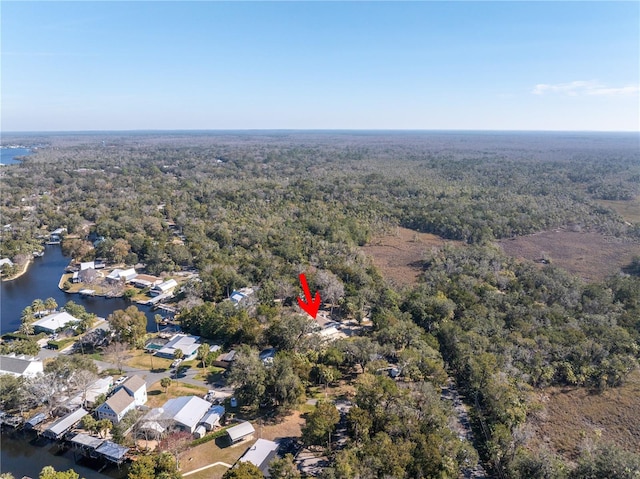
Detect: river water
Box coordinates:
(0, 147, 31, 165)
(1, 244, 163, 334)
(1, 245, 166, 477)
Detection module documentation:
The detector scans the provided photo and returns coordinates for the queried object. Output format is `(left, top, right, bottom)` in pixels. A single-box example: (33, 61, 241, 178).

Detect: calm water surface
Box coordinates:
(1, 244, 162, 334)
(0, 147, 31, 165)
(1, 245, 166, 476)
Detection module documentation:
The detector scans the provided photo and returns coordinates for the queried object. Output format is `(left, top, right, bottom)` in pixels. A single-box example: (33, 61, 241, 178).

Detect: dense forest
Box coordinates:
(1, 131, 639, 478)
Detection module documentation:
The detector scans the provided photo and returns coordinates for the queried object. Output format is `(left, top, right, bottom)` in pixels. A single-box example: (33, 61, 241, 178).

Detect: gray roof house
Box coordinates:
(162, 395, 212, 433)
(0, 354, 44, 377)
(240, 438, 279, 476)
(155, 334, 201, 359)
(97, 389, 136, 424)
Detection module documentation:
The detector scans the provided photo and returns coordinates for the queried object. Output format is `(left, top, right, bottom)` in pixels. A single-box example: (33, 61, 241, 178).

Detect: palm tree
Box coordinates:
(21, 306, 35, 323)
(197, 344, 210, 368)
(44, 297, 58, 313)
(31, 299, 45, 317)
(154, 314, 163, 333)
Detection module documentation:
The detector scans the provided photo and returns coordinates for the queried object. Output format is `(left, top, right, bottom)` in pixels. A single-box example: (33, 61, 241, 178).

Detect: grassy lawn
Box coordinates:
(126, 348, 172, 371)
(598, 198, 640, 223)
(146, 380, 209, 408)
(179, 436, 256, 477)
(193, 366, 225, 382)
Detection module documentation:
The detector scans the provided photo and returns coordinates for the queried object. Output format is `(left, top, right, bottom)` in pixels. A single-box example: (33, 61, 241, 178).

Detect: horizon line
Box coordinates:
(3, 128, 639, 135)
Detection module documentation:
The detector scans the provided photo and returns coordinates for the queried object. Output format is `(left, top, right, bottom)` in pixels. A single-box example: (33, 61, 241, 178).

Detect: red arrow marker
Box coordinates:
(297, 273, 321, 319)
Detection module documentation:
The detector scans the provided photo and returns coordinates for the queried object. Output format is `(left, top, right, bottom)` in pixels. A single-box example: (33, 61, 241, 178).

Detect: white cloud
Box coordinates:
(532, 80, 639, 97)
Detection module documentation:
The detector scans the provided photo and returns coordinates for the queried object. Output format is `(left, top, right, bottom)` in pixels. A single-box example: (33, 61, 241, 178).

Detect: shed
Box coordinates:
(226, 421, 255, 444)
(194, 425, 207, 439)
(43, 408, 88, 439)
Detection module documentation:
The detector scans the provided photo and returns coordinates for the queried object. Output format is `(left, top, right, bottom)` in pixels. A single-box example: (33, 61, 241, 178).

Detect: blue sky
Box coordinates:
(2, 1, 638, 131)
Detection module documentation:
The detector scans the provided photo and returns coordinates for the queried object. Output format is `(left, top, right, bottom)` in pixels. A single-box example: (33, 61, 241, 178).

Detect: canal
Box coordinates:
(1, 244, 169, 477)
(1, 244, 165, 335)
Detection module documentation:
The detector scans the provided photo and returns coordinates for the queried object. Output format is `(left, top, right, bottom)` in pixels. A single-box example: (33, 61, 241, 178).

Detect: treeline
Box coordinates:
(399, 244, 640, 476)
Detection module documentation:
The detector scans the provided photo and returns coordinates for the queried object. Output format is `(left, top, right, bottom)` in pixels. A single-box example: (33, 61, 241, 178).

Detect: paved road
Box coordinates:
(36, 319, 234, 395)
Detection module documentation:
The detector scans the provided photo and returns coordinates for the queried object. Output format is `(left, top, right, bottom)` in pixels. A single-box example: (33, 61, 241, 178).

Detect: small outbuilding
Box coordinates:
(226, 421, 255, 444)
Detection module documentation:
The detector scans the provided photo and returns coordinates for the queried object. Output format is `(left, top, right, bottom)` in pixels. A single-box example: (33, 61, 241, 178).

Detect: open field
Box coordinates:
(528, 369, 640, 460)
(362, 227, 461, 287)
(497, 229, 640, 282)
(598, 198, 640, 224)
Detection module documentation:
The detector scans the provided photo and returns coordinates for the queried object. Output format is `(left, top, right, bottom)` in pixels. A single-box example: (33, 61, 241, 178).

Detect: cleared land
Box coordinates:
(528, 369, 640, 460)
(497, 229, 640, 282)
(598, 198, 640, 224)
(362, 227, 460, 287)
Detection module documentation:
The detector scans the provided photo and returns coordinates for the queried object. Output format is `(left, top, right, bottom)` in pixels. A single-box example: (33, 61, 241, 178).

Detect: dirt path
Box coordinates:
(441, 379, 487, 479)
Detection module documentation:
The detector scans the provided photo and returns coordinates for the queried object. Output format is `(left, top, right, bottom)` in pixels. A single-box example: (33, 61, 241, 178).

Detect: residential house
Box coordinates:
(0, 354, 44, 377)
(161, 395, 212, 433)
(0, 258, 14, 268)
(213, 350, 237, 368)
(199, 405, 225, 431)
(116, 375, 147, 406)
(229, 287, 257, 307)
(239, 438, 279, 477)
(106, 268, 137, 283)
(96, 389, 136, 424)
(155, 334, 201, 360)
(32, 311, 79, 334)
(150, 279, 178, 297)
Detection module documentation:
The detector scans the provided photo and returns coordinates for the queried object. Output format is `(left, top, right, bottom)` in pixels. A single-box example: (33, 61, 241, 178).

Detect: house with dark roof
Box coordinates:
(0, 354, 44, 377)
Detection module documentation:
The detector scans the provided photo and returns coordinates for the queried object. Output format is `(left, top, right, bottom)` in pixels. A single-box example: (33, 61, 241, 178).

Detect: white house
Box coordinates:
(0, 354, 44, 377)
(199, 405, 225, 431)
(161, 395, 212, 433)
(226, 421, 256, 444)
(106, 268, 137, 283)
(32, 311, 79, 334)
(150, 279, 178, 297)
(96, 389, 136, 424)
(0, 258, 14, 268)
(155, 334, 201, 360)
(239, 438, 279, 476)
(116, 375, 147, 406)
(97, 375, 147, 423)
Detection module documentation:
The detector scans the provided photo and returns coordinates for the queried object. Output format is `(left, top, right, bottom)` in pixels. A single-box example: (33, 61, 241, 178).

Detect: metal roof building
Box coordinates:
(43, 408, 88, 439)
(226, 421, 255, 444)
(239, 438, 279, 476)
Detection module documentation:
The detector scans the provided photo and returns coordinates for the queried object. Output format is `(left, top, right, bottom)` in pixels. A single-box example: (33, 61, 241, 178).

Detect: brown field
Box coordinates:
(497, 229, 640, 282)
(362, 227, 462, 287)
(528, 369, 640, 459)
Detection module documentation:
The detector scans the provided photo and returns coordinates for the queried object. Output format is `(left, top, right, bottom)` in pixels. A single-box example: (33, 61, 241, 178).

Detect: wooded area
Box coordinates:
(1, 131, 639, 478)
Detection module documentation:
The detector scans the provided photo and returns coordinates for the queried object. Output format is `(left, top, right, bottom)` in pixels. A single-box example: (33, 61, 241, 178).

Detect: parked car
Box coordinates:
(171, 358, 183, 368)
(114, 376, 128, 386)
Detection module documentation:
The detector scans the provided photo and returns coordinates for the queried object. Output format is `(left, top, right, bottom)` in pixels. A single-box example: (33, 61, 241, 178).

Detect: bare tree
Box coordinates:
(104, 341, 131, 374)
(70, 369, 99, 408)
